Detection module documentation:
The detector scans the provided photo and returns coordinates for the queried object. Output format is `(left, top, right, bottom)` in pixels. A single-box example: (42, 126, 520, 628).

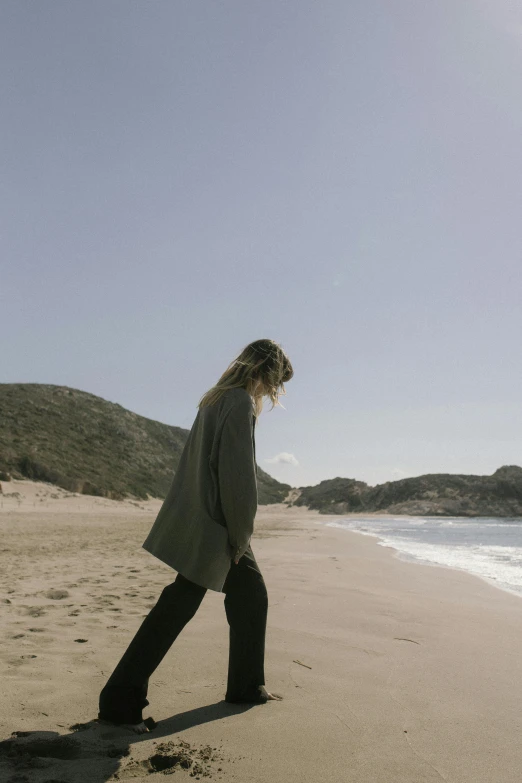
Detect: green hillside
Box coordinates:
(0, 383, 291, 503)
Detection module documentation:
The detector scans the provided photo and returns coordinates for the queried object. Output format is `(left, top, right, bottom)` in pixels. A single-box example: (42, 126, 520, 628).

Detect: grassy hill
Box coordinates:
(3, 383, 519, 516)
(0, 383, 291, 503)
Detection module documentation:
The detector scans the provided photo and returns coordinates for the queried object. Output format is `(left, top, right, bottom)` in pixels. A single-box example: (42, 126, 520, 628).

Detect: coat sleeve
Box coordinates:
(218, 397, 258, 559)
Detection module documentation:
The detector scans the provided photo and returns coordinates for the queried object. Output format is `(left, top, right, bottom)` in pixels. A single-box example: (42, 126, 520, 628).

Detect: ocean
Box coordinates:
(324, 515, 522, 599)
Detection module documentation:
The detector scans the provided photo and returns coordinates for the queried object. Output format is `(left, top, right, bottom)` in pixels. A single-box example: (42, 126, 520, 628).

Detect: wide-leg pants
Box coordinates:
(98, 544, 268, 724)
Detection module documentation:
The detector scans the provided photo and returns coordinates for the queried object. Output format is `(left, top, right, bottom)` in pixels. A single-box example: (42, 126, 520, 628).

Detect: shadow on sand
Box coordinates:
(0, 699, 258, 781)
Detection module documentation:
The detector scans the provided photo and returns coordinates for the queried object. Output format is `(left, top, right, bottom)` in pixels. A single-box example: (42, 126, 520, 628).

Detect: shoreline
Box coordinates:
(327, 521, 522, 602)
(320, 512, 522, 602)
(291, 513, 522, 607)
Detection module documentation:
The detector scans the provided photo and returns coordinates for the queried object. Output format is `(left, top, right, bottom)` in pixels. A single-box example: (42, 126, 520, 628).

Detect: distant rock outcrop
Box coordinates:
(291, 466, 522, 518)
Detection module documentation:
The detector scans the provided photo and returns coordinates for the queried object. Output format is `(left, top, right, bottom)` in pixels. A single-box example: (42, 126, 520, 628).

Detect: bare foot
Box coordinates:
(98, 717, 152, 734)
(122, 720, 150, 734)
(259, 685, 283, 701)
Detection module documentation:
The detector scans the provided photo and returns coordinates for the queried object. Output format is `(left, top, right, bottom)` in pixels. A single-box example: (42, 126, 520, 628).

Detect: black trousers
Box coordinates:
(98, 544, 268, 724)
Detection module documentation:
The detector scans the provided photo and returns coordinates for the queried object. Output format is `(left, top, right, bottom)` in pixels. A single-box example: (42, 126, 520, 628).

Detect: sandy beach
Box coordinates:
(1, 479, 522, 782)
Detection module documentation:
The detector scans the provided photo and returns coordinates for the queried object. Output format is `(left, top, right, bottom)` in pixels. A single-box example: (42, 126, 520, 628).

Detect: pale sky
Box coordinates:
(2, 1, 522, 488)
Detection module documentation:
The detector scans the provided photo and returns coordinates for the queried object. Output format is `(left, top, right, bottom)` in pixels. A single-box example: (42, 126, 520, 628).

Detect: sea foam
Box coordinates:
(325, 516, 522, 598)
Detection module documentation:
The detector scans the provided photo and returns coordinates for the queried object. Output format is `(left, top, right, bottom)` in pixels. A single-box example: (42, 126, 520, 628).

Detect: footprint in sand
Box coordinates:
(94, 596, 121, 607)
(6, 659, 25, 668)
(114, 738, 226, 779)
(45, 589, 69, 600)
(26, 607, 47, 617)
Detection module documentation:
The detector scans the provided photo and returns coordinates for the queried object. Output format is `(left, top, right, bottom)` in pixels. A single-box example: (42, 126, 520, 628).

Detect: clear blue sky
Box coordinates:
(2, 1, 521, 488)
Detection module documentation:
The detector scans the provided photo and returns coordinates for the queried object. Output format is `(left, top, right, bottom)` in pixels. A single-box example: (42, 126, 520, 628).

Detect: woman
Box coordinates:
(98, 338, 294, 734)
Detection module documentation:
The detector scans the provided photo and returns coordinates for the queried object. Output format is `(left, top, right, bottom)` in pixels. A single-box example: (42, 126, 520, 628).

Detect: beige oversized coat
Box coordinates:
(142, 387, 258, 592)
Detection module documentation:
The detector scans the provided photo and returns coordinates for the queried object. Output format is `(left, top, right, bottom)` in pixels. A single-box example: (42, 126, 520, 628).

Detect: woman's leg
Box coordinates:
(222, 545, 269, 702)
(99, 572, 207, 724)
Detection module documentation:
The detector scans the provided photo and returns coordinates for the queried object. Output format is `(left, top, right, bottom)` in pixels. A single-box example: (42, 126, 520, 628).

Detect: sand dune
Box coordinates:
(1, 479, 522, 782)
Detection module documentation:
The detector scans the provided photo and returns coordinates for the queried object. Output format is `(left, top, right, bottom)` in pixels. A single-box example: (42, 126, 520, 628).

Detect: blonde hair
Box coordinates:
(197, 338, 294, 417)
